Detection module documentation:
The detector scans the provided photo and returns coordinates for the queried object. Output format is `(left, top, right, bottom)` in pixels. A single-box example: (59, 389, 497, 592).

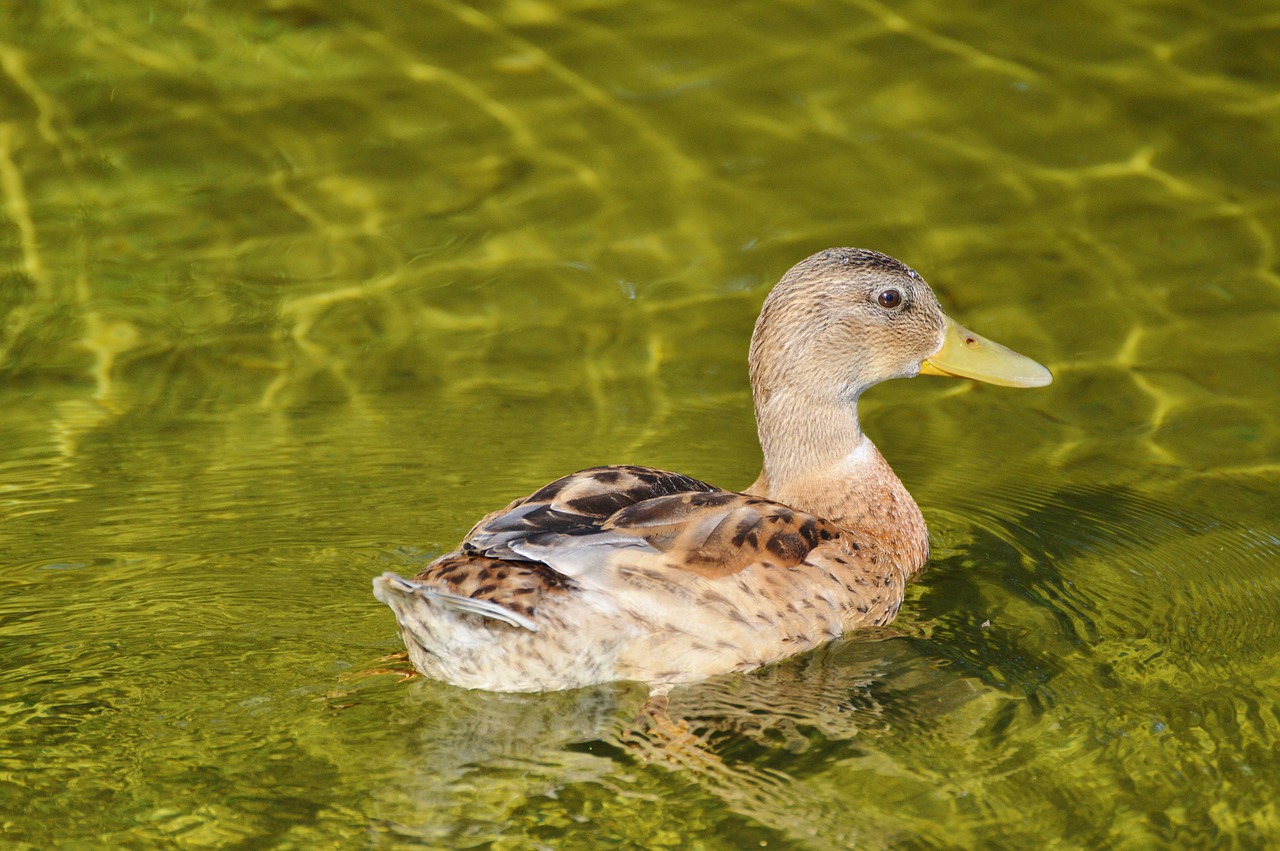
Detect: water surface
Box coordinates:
(2, 0, 1279, 847)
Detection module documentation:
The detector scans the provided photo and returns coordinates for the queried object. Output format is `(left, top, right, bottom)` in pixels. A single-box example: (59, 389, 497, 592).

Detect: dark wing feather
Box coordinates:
(462, 465, 721, 559)
(459, 465, 843, 580)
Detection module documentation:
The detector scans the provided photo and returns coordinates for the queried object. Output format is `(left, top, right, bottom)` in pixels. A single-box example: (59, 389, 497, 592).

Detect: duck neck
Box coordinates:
(746, 390, 929, 573)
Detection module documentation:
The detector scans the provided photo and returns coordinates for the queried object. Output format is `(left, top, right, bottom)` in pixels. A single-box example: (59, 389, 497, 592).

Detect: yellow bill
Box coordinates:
(919, 315, 1053, 388)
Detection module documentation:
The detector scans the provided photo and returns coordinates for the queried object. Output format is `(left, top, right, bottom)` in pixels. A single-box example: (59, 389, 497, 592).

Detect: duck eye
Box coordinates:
(877, 289, 903, 309)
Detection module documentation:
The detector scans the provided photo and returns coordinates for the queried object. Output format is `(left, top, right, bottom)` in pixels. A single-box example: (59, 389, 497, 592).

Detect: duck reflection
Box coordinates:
(344, 634, 987, 848)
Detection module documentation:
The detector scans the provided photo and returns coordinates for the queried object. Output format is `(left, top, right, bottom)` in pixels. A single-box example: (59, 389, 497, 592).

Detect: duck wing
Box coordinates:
(462, 465, 842, 580)
(394, 466, 728, 627)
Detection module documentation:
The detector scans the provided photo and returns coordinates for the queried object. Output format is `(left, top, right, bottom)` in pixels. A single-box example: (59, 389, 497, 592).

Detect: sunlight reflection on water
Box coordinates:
(2, 0, 1279, 846)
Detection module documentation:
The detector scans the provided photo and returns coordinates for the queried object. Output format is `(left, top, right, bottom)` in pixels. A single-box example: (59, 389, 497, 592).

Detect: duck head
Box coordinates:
(749, 247, 1052, 408)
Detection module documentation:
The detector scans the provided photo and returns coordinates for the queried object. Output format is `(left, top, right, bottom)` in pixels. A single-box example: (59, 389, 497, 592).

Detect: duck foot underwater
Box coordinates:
(373, 247, 1052, 694)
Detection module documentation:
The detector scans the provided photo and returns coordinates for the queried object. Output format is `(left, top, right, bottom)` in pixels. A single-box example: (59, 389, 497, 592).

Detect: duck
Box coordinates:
(373, 248, 1051, 693)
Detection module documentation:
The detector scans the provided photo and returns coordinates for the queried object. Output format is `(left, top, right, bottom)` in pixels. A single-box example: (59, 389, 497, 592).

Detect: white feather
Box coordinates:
(372, 572, 539, 632)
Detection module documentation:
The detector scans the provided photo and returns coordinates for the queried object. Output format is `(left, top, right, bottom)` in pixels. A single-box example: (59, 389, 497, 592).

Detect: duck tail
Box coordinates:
(372, 572, 539, 631)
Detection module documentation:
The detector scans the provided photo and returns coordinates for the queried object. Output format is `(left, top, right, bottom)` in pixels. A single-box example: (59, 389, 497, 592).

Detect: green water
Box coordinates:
(3, 0, 1279, 846)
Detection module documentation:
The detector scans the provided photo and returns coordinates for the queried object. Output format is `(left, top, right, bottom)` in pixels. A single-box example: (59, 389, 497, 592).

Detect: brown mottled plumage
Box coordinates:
(374, 248, 1052, 692)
